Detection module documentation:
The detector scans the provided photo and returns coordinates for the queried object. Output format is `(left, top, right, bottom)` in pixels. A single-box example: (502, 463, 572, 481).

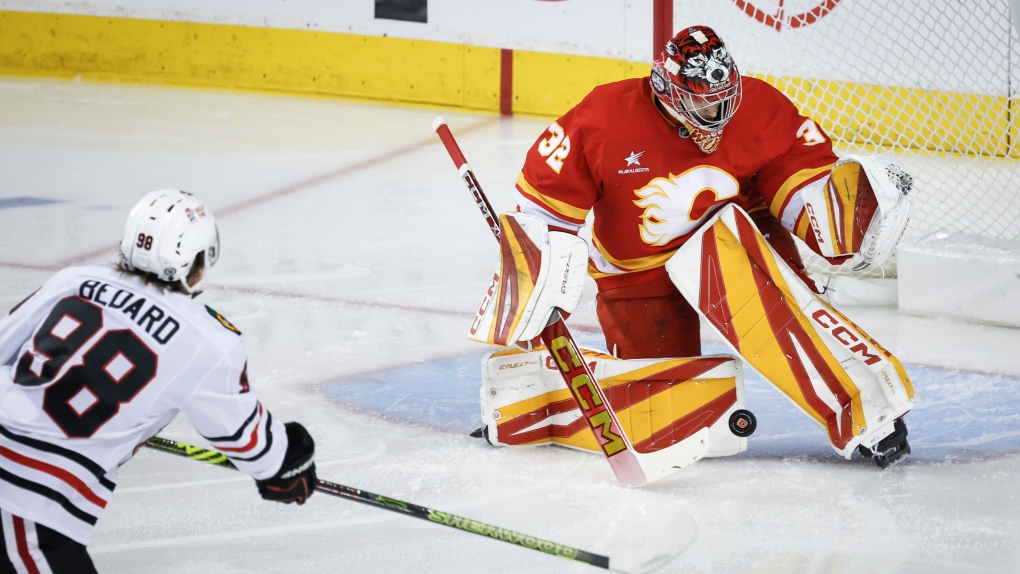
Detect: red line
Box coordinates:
(500, 49, 513, 116)
(13, 516, 42, 574)
(0, 260, 65, 272)
(206, 284, 604, 333)
(1, 117, 500, 272)
(214, 119, 493, 219)
(209, 285, 470, 319)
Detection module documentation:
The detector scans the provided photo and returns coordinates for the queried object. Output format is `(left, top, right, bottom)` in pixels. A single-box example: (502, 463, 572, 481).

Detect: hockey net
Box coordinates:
(672, 0, 1020, 279)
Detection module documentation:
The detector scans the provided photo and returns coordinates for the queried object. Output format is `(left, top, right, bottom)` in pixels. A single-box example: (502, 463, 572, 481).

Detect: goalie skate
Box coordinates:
(858, 417, 910, 468)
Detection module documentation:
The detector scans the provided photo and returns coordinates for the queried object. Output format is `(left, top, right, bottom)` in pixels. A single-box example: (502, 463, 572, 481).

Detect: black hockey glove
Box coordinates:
(256, 422, 316, 505)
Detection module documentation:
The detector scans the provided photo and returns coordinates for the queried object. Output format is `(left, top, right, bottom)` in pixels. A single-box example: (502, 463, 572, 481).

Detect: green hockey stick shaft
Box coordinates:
(145, 436, 611, 570)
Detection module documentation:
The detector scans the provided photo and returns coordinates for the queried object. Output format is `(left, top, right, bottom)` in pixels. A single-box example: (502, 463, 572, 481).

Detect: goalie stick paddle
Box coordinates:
(145, 437, 633, 571)
(431, 116, 648, 488)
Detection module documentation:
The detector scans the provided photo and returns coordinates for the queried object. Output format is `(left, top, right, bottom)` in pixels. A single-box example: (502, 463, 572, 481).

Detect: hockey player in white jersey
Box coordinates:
(0, 190, 317, 573)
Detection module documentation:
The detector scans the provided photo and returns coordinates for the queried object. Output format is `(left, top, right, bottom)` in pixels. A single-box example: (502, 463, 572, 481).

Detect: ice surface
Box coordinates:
(1, 78, 1019, 573)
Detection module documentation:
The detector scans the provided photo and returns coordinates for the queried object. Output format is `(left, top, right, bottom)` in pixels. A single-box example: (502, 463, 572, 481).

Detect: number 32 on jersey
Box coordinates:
(537, 122, 571, 174)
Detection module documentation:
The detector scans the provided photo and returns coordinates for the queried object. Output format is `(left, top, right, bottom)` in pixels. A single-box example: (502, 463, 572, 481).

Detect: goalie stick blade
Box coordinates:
(606, 450, 649, 488)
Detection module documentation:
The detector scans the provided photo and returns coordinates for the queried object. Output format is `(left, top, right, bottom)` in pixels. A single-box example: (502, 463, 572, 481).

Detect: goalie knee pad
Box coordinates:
(478, 346, 750, 461)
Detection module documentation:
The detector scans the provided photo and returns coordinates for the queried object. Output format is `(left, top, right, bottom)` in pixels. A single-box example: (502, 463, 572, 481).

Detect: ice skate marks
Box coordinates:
(0, 196, 66, 209)
(320, 340, 1020, 462)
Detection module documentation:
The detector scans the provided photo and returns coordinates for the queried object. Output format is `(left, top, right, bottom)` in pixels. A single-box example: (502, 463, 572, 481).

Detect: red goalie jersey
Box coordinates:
(515, 75, 838, 291)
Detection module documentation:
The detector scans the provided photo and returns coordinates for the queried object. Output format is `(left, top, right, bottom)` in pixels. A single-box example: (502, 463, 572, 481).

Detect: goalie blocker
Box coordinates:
(476, 346, 755, 476)
(665, 204, 917, 465)
(467, 212, 587, 347)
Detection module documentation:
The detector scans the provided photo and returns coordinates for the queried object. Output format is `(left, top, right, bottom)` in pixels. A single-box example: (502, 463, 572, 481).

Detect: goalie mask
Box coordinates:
(651, 26, 742, 153)
(120, 189, 220, 294)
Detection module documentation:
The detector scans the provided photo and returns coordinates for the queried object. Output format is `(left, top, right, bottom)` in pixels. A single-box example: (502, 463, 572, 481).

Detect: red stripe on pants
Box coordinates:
(13, 516, 41, 574)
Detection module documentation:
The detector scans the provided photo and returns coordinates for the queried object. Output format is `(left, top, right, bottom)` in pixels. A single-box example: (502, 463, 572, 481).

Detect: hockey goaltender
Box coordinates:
(467, 26, 916, 485)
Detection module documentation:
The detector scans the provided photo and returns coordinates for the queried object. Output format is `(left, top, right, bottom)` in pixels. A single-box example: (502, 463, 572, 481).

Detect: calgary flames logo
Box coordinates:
(690, 129, 722, 153)
(633, 167, 740, 247)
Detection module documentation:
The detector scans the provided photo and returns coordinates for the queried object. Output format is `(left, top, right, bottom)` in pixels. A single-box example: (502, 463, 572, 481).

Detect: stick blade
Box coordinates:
(608, 450, 649, 487)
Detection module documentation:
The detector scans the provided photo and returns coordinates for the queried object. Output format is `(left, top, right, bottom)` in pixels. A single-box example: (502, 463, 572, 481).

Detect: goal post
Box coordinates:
(653, 0, 674, 61)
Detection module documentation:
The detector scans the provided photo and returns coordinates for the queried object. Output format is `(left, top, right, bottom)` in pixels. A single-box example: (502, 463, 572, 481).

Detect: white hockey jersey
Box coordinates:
(0, 266, 288, 545)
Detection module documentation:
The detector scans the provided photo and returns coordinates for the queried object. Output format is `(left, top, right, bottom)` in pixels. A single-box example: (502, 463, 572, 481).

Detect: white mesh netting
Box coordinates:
(673, 0, 1020, 278)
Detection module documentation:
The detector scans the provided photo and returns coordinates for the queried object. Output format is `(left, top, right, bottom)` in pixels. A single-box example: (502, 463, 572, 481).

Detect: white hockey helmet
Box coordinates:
(120, 189, 220, 293)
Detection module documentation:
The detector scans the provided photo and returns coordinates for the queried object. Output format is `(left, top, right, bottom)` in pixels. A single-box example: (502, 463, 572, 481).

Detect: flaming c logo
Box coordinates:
(730, 0, 843, 31)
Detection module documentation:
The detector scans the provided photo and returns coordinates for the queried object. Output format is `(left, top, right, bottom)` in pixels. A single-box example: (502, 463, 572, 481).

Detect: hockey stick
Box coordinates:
(431, 117, 648, 487)
(144, 436, 621, 571)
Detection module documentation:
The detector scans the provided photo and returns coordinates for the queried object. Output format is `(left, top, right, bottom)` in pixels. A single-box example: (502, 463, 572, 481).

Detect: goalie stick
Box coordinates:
(431, 117, 649, 487)
(144, 436, 680, 573)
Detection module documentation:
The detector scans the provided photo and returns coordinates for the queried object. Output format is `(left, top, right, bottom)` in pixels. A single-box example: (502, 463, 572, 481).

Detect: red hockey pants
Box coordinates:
(596, 213, 805, 359)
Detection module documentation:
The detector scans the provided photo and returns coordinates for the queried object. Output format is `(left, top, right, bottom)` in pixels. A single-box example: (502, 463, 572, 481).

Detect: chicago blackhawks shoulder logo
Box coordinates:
(206, 305, 241, 335)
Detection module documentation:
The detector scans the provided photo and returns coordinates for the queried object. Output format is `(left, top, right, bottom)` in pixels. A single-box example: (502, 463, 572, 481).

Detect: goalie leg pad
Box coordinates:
(665, 204, 917, 458)
(468, 213, 588, 347)
(480, 347, 749, 460)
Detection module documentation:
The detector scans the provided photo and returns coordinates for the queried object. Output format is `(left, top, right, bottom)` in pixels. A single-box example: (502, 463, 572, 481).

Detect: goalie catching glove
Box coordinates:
(256, 422, 316, 504)
(801, 154, 913, 270)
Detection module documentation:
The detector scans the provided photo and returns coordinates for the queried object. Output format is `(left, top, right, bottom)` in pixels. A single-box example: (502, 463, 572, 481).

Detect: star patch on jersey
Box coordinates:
(206, 306, 241, 335)
(625, 151, 645, 166)
(618, 151, 650, 175)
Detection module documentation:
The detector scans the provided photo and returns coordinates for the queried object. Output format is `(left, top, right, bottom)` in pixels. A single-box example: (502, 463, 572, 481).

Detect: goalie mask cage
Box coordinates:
(667, 0, 1020, 279)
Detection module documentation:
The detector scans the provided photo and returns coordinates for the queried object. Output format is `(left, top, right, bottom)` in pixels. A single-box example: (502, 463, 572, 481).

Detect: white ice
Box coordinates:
(1, 78, 1019, 573)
